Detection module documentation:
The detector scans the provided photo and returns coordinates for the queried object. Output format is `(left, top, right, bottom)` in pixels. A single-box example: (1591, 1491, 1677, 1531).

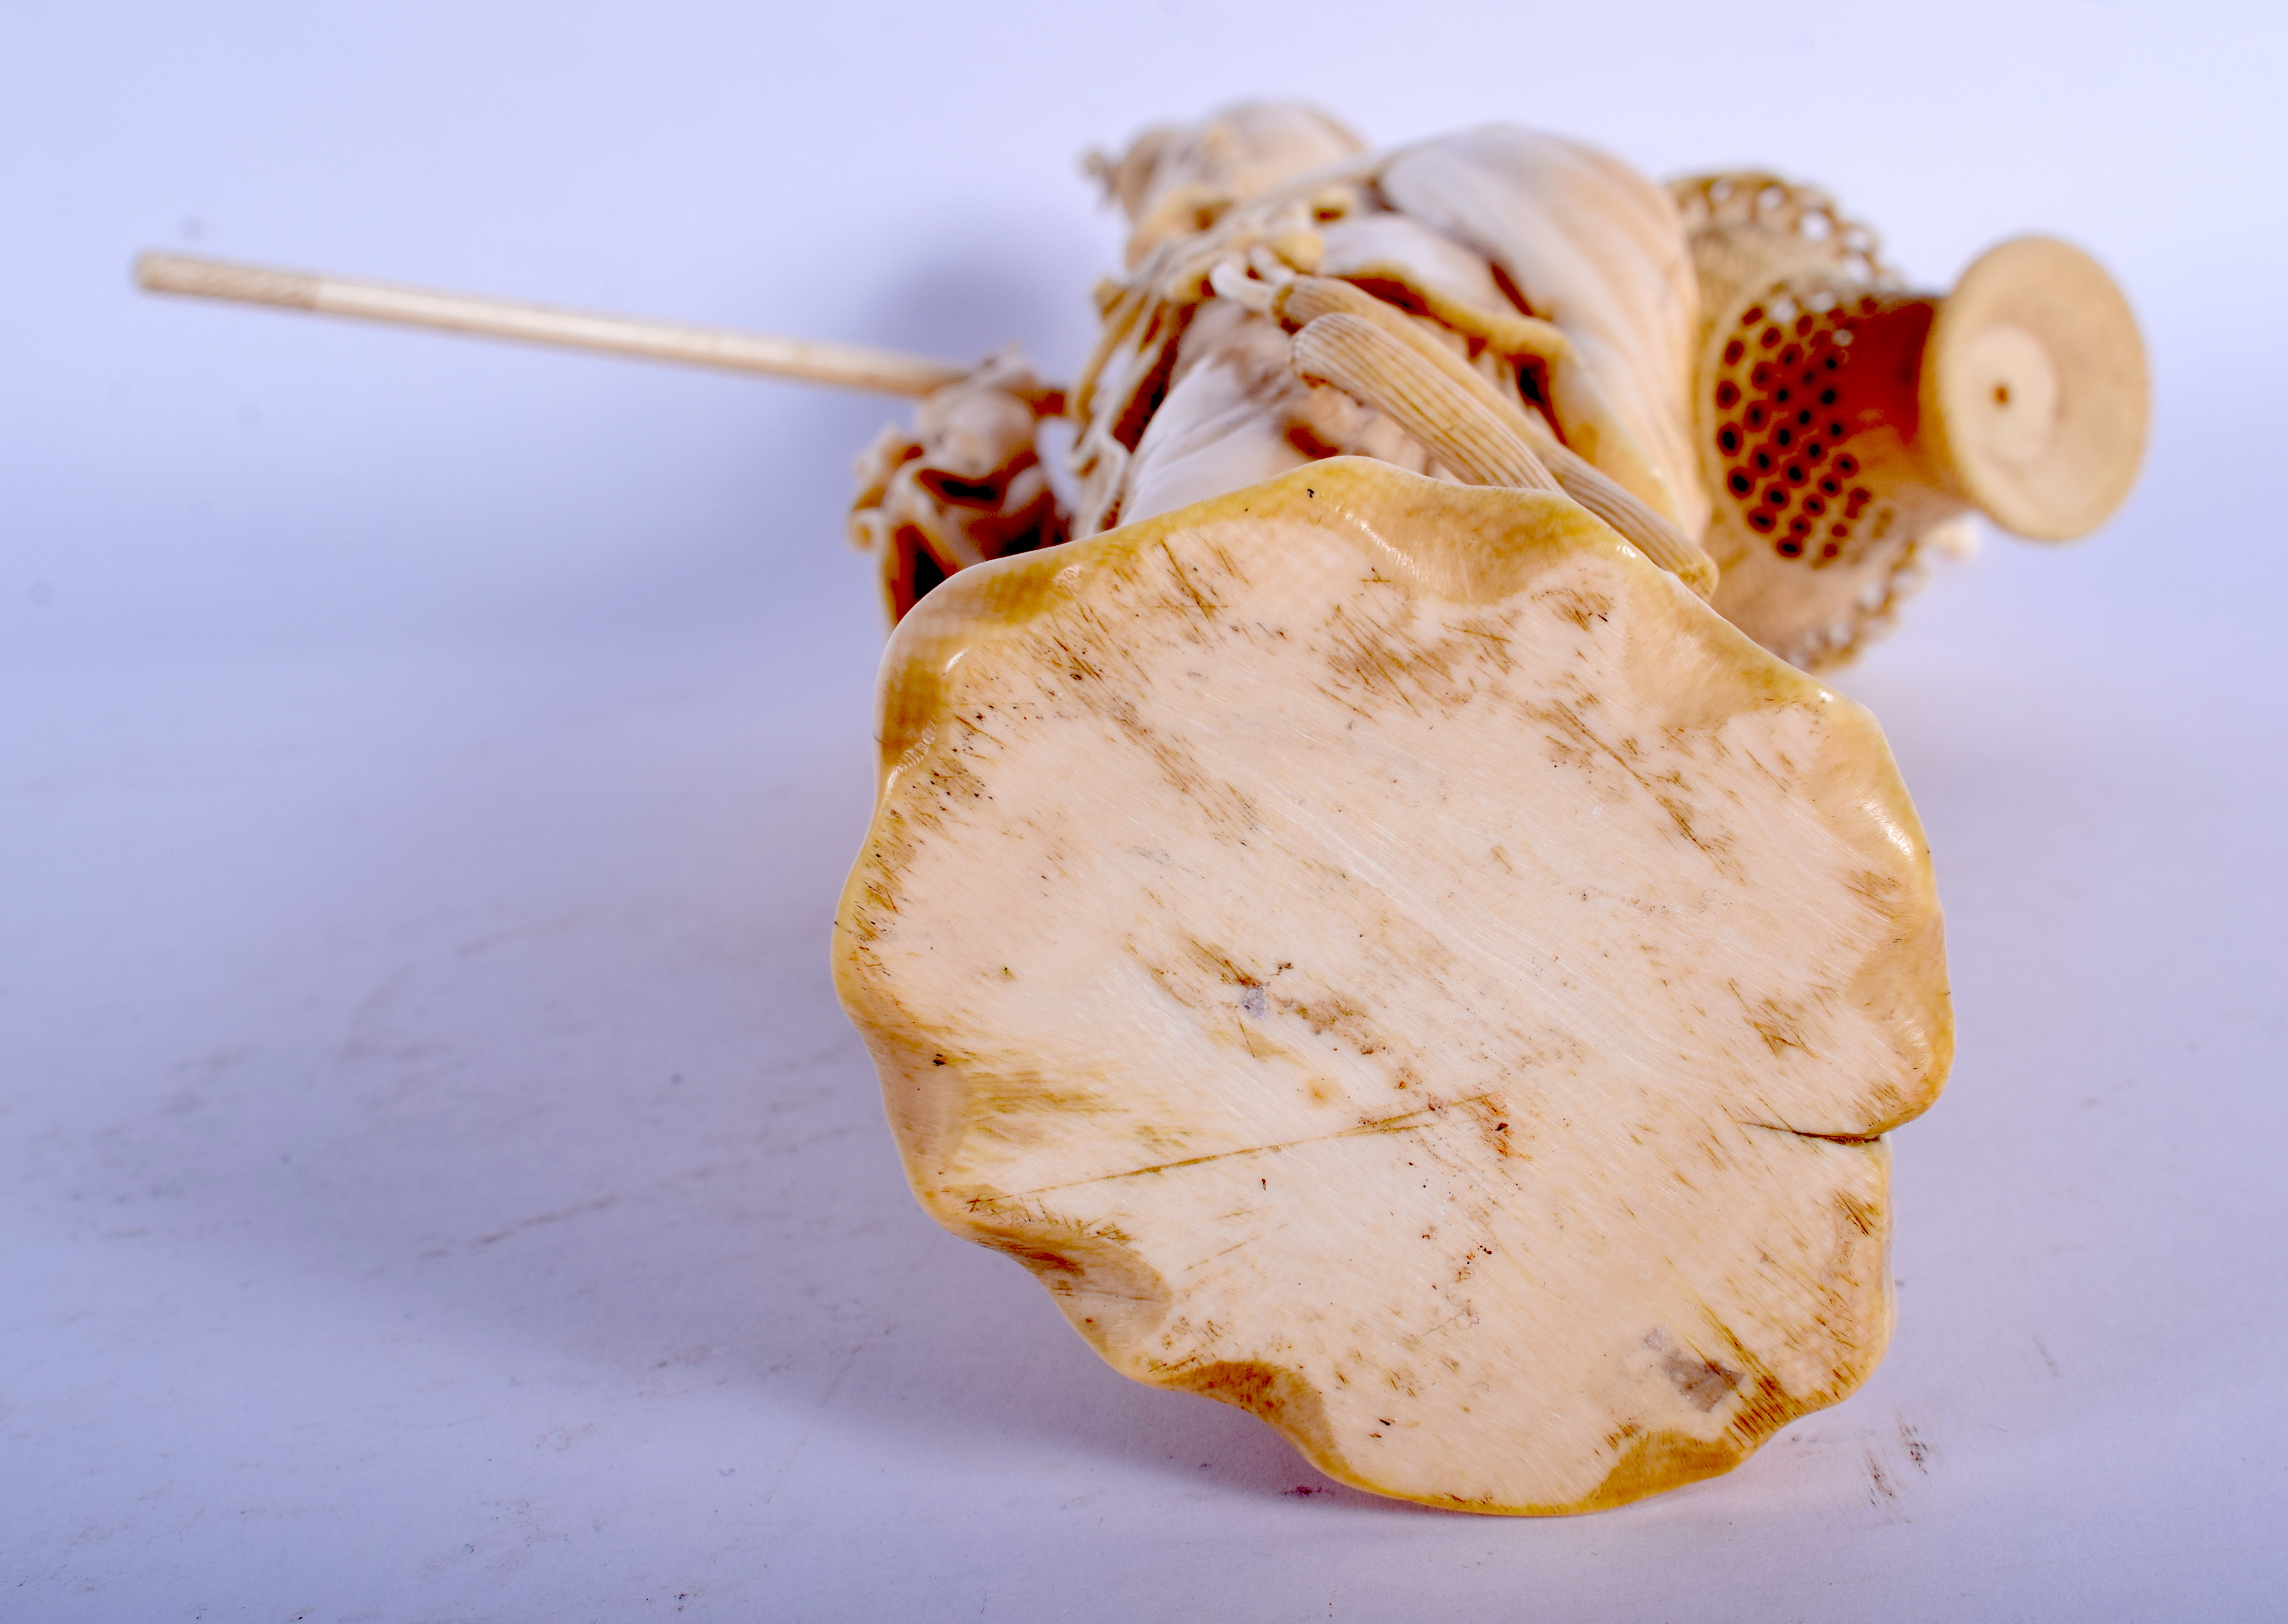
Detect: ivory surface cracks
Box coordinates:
(836, 462, 1951, 1513)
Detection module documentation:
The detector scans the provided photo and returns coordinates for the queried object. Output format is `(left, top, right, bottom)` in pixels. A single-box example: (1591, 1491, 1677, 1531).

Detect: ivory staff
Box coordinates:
(134, 251, 971, 398)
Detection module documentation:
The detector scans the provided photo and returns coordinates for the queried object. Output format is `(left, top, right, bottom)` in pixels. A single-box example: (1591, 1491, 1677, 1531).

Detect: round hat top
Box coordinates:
(1923, 236, 2149, 541)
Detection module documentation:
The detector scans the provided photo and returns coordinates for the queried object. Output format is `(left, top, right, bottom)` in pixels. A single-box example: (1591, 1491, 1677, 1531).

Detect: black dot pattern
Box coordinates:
(1710, 287, 1893, 566)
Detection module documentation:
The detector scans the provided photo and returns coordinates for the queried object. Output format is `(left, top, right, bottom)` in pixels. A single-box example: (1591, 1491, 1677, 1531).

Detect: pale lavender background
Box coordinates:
(3, 2, 2284, 1618)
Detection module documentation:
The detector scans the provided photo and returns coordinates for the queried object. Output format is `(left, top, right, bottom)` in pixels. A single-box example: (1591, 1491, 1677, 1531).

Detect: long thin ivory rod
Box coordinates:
(135, 251, 971, 398)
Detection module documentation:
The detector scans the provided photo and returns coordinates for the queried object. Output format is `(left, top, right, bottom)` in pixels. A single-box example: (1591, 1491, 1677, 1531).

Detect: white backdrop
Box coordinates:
(4, 1, 2284, 1618)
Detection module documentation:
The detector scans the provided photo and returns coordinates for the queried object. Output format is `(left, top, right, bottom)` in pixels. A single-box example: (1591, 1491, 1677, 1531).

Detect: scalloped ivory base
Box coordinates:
(835, 459, 1949, 1514)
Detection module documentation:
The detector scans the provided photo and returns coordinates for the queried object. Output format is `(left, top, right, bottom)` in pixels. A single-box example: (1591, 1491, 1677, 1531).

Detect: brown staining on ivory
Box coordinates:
(836, 461, 1948, 1515)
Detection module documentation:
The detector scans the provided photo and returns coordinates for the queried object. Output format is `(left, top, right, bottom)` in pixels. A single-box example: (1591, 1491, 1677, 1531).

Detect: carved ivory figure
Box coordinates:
(835, 101, 2143, 1513)
(131, 101, 2146, 1514)
(851, 102, 2144, 667)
